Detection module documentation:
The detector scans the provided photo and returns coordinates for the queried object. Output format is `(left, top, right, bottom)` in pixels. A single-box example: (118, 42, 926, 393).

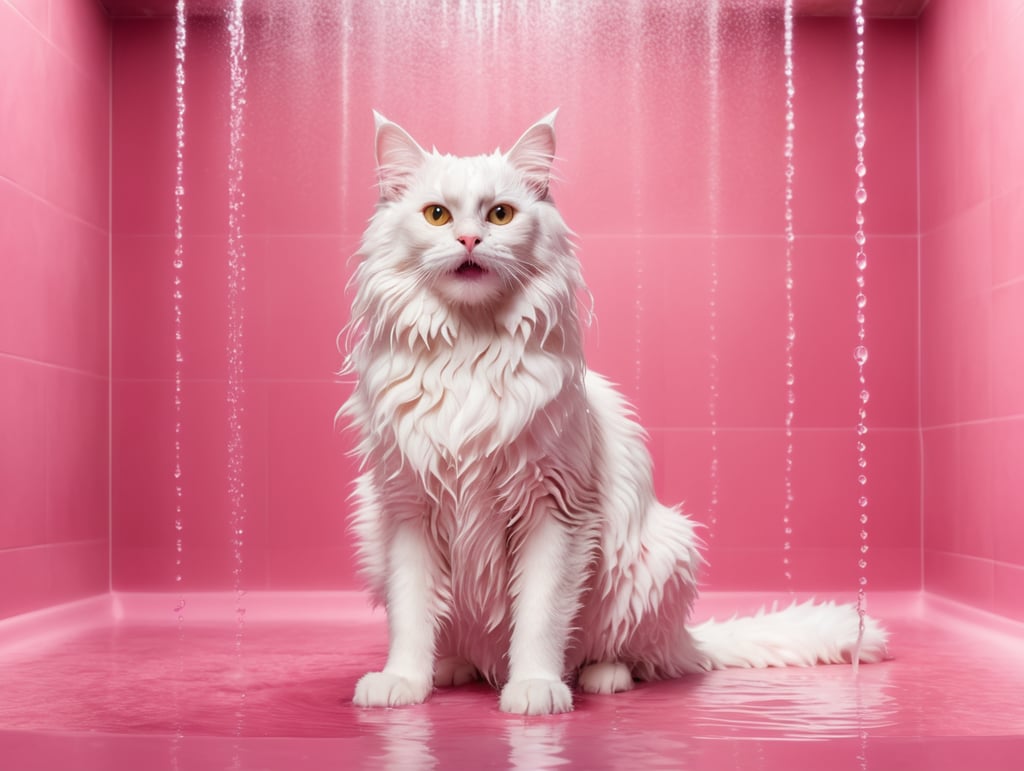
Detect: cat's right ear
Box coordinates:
(373, 111, 427, 201)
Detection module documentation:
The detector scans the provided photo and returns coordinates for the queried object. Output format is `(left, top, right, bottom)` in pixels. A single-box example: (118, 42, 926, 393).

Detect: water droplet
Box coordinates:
(856, 188, 868, 205)
(173, 258, 184, 269)
(860, 389, 870, 403)
(856, 294, 867, 309)
(858, 496, 868, 508)
(855, 230, 866, 246)
(856, 253, 868, 271)
(858, 474, 867, 485)
(859, 457, 868, 468)
(855, 130, 866, 149)
(854, 346, 869, 366)
(856, 162, 867, 178)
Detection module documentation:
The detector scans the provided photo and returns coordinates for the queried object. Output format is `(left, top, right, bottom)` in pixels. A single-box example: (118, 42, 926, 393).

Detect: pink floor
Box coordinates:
(1, 591, 1023, 770)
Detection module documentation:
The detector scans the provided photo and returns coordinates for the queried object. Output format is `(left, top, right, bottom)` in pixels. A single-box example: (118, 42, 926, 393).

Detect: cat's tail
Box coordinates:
(688, 599, 889, 670)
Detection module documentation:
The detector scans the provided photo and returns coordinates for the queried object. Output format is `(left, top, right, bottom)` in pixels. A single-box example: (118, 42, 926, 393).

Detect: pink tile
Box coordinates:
(990, 280, 1024, 417)
(633, 237, 714, 427)
(45, 369, 109, 544)
(0, 547, 54, 620)
(46, 539, 110, 604)
(924, 550, 995, 611)
(988, 2, 1024, 198)
(266, 381, 357, 580)
(993, 561, 1024, 622)
(793, 19, 918, 236)
(260, 236, 356, 381)
(922, 427, 959, 554)
(0, 180, 109, 374)
(0, 3, 47, 198)
(0, 357, 48, 548)
(114, 234, 265, 381)
(45, 46, 110, 230)
(921, 252, 993, 427)
(991, 417, 1024, 566)
(0, 540, 107, 621)
(4, 0, 47, 35)
(924, 423, 997, 561)
(991, 186, 1024, 286)
(50, 0, 112, 87)
(111, 19, 177, 236)
(792, 236, 918, 430)
(112, 380, 269, 591)
(577, 235, 642, 405)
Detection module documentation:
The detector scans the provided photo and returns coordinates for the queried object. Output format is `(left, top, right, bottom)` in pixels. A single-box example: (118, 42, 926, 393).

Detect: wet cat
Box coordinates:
(340, 112, 888, 716)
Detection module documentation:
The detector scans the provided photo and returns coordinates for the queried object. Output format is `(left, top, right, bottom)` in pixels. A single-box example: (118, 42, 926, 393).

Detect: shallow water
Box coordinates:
(1, 592, 1022, 769)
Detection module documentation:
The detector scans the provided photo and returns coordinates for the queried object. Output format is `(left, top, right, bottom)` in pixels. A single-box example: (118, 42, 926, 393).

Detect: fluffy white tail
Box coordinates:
(690, 600, 889, 670)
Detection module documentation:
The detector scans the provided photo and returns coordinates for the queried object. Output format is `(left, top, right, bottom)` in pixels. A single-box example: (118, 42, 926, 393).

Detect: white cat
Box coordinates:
(340, 112, 888, 716)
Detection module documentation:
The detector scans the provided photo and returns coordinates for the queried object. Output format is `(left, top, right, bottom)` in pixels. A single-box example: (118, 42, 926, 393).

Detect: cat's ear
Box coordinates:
(507, 109, 558, 198)
(373, 111, 427, 201)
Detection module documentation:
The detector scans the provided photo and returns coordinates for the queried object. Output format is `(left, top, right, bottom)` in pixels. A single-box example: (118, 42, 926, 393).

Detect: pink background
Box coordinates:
(0, 0, 1021, 622)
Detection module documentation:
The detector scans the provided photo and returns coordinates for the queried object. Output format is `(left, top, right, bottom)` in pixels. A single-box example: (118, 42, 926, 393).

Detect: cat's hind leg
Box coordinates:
(578, 662, 634, 694)
(433, 656, 479, 688)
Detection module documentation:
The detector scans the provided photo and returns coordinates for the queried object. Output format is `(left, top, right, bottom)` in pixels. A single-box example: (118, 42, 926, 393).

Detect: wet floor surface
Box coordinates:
(1, 592, 1022, 769)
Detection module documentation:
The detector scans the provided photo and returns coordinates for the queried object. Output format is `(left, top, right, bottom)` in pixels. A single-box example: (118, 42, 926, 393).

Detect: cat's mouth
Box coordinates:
(454, 260, 488, 279)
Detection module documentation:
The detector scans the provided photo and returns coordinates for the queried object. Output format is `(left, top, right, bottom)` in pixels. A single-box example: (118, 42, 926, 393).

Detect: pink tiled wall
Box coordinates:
(0, 0, 111, 620)
(6, 0, 1022, 625)
(110, 6, 921, 594)
(919, 0, 1024, 621)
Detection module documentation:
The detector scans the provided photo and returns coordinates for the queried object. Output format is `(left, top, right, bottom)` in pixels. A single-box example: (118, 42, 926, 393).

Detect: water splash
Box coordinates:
(781, 0, 796, 587)
(851, 0, 871, 671)
(226, 0, 249, 736)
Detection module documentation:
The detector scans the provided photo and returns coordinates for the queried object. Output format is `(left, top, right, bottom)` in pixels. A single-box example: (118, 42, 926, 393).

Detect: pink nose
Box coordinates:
(457, 235, 481, 253)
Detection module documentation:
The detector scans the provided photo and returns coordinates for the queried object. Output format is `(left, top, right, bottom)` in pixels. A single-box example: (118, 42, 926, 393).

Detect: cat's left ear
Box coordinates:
(507, 109, 558, 198)
(373, 111, 428, 201)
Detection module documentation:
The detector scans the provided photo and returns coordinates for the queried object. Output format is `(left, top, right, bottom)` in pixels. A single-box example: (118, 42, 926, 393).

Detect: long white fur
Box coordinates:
(341, 112, 888, 716)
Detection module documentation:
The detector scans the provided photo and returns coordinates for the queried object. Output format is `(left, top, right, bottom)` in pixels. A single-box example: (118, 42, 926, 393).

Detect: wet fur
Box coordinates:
(341, 112, 888, 715)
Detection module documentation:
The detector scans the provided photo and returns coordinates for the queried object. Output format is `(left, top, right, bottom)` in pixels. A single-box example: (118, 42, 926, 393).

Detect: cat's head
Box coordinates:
(358, 112, 577, 310)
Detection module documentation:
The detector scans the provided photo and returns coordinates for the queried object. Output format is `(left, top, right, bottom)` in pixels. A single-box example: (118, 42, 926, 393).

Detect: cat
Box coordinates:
(339, 111, 888, 716)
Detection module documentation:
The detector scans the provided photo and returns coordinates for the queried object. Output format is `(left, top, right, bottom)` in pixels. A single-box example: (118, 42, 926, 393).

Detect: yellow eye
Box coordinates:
(423, 205, 452, 226)
(487, 204, 515, 225)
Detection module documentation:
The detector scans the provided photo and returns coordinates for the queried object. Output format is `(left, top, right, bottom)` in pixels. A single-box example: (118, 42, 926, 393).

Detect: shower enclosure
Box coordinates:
(1, 0, 1022, 768)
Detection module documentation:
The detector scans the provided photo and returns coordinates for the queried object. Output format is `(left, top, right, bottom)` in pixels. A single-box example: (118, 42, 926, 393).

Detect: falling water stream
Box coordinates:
(781, 0, 797, 586)
(171, 0, 188, 757)
(706, 0, 722, 543)
(226, 0, 250, 736)
(172, 0, 187, 623)
(851, 0, 871, 666)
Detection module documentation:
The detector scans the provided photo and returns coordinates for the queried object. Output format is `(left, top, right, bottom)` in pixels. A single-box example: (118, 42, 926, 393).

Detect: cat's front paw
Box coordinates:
(499, 678, 573, 715)
(353, 671, 431, 708)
